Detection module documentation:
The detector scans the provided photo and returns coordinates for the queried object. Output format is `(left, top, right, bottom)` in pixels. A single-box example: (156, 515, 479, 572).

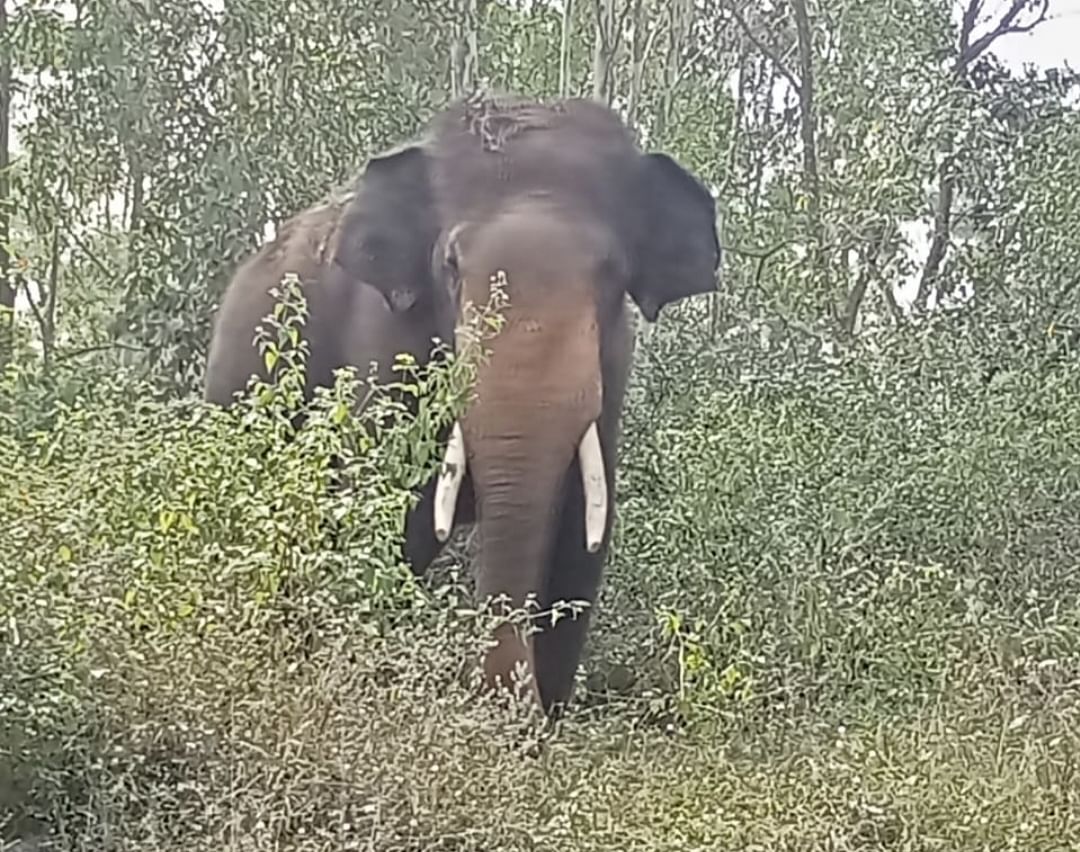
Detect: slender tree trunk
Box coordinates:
(725, 47, 748, 177)
(38, 221, 60, 371)
(790, 0, 820, 251)
(125, 151, 145, 289)
(915, 154, 955, 311)
(450, 0, 481, 98)
(0, 0, 14, 369)
(842, 219, 902, 335)
(128, 159, 144, 234)
(655, 0, 691, 142)
(625, 0, 643, 123)
(710, 47, 749, 343)
(748, 56, 775, 217)
(465, 0, 479, 89)
(559, 0, 574, 97)
(591, 0, 616, 103)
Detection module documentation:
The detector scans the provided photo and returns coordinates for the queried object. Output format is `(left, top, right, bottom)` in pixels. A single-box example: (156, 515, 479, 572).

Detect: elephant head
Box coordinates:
(303, 94, 719, 712)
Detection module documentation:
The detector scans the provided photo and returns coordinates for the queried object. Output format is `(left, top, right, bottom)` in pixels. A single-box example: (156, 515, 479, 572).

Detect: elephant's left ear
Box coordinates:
(628, 153, 721, 323)
(331, 144, 440, 313)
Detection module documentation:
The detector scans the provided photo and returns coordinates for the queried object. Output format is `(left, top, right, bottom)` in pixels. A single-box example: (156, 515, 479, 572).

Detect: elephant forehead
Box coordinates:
(459, 203, 615, 287)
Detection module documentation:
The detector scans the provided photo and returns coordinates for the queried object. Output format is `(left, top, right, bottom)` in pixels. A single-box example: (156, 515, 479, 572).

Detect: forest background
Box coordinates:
(2, 0, 1079, 848)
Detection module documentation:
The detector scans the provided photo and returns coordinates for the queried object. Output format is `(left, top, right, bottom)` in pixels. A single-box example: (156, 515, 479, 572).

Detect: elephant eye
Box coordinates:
(444, 249, 463, 299)
(598, 246, 630, 283)
(443, 243, 460, 276)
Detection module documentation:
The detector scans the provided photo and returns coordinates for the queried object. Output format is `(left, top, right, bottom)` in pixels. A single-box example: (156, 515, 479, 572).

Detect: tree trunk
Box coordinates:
(591, 0, 617, 103)
(747, 56, 776, 217)
(625, 0, 643, 125)
(450, 0, 481, 98)
(655, 0, 691, 142)
(790, 0, 821, 252)
(914, 154, 955, 311)
(0, 0, 14, 369)
(559, 0, 574, 97)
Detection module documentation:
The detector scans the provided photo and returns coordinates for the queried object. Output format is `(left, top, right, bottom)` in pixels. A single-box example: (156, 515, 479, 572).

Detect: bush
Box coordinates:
(598, 313, 1080, 722)
(1, 277, 535, 845)
(3, 291, 1079, 850)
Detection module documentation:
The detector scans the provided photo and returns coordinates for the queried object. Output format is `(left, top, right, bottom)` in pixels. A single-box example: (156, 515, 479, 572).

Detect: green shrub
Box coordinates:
(598, 315, 1080, 727)
(3, 292, 1078, 849)
(0, 276, 534, 844)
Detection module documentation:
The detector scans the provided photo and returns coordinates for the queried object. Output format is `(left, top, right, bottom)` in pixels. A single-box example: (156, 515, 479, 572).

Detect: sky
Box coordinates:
(981, 0, 1080, 73)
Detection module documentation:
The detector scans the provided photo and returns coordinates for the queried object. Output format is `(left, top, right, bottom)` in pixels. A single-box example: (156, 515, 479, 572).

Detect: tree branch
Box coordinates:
(55, 342, 147, 363)
(722, 0, 802, 94)
(916, 0, 1050, 312)
(958, 0, 983, 54)
(957, 0, 1050, 70)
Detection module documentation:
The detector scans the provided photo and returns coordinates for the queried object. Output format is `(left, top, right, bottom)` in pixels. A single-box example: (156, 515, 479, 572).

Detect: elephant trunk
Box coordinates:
(469, 426, 572, 702)
(432, 312, 606, 706)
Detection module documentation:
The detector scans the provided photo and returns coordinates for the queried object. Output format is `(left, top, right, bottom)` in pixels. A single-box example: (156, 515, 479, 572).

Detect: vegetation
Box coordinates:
(3, 0, 1078, 849)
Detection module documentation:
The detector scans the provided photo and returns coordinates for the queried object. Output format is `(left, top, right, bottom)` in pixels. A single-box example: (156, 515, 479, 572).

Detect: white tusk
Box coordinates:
(434, 421, 467, 542)
(577, 421, 608, 553)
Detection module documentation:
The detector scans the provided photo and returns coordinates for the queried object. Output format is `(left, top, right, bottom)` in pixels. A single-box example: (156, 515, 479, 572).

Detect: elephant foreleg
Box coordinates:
(400, 472, 476, 576)
(532, 456, 611, 716)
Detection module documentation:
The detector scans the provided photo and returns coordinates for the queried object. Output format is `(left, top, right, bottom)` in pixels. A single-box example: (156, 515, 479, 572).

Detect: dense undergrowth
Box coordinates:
(3, 294, 1079, 849)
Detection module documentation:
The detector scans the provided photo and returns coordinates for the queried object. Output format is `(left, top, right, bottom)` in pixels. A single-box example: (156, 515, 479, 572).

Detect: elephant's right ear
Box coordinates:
(628, 153, 721, 323)
(331, 144, 439, 312)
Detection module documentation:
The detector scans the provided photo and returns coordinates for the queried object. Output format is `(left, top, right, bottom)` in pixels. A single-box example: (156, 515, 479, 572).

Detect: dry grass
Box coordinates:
(6, 590, 1077, 852)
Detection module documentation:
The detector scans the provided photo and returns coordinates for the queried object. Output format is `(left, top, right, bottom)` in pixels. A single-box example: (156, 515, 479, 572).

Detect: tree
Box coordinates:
(0, 0, 12, 368)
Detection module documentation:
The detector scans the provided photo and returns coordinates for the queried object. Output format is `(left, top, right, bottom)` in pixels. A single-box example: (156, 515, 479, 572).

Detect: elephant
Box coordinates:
(204, 91, 720, 716)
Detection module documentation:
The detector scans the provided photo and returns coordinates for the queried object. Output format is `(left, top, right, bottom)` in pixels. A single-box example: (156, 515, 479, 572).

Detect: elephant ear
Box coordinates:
(331, 144, 439, 312)
(628, 152, 721, 323)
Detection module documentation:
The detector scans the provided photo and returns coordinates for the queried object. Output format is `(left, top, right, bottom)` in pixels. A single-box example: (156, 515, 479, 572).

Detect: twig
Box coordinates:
(55, 342, 147, 362)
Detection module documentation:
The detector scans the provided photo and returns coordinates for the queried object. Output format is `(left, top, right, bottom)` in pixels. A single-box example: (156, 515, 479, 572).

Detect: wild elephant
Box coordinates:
(204, 91, 720, 716)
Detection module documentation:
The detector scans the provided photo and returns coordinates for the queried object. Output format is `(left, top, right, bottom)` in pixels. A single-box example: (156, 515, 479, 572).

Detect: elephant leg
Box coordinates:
(401, 472, 476, 576)
(531, 458, 610, 716)
(401, 475, 442, 576)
